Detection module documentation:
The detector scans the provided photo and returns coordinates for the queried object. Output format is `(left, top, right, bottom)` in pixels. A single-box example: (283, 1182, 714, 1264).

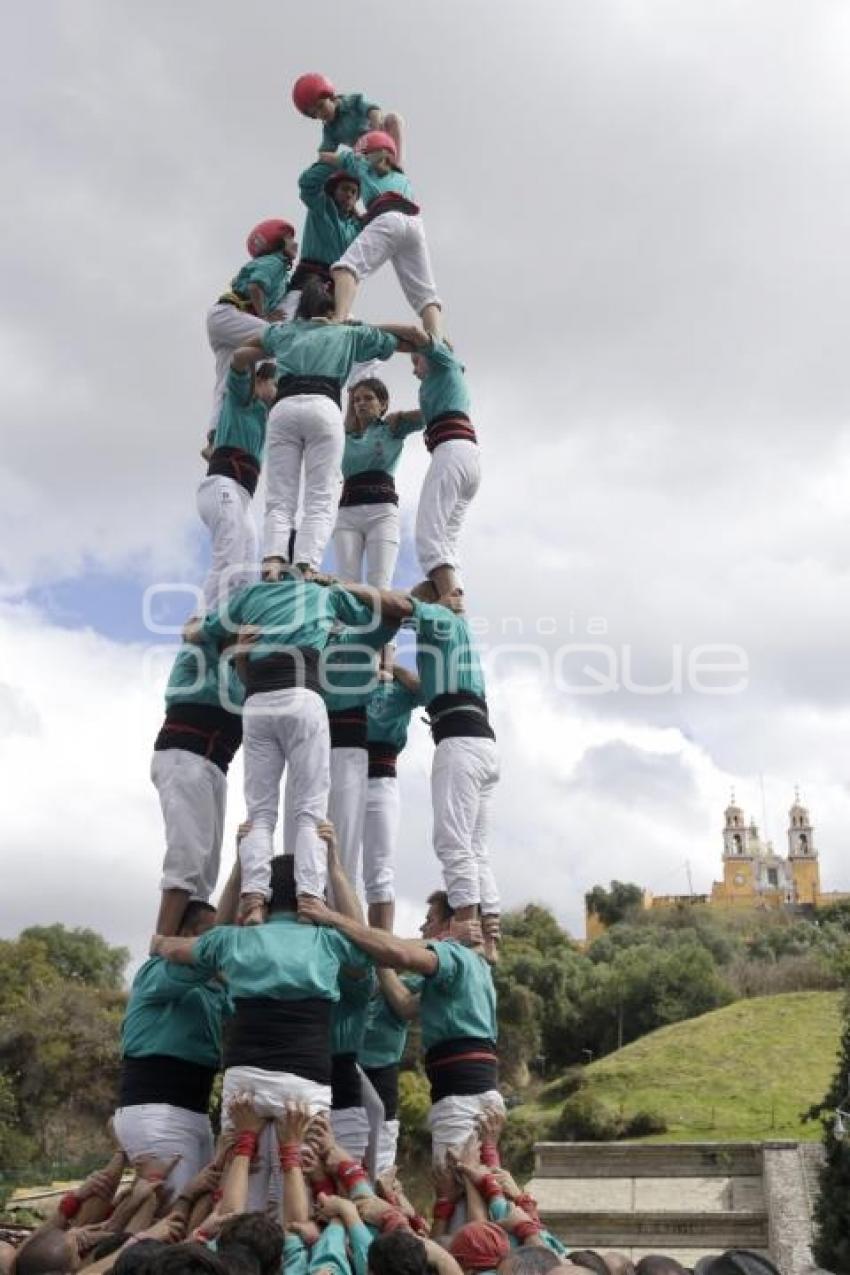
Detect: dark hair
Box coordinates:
(296, 275, 334, 320)
(255, 362, 277, 384)
(367, 1230, 428, 1275)
(89, 1234, 132, 1263)
(215, 1246, 260, 1275)
(149, 1244, 229, 1275)
(568, 1253, 611, 1275)
(268, 855, 298, 914)
(635, 1259, 690, 1275)
(218, 1215, 283, 1275)
(113, 1240, 169, 1275)
(498, 1250, 563, 1275)
(14, 1229, 71, 1275)
(427, 889, 454, 920)
(180, 900, 216, 936)
(351, 377, 389, 411)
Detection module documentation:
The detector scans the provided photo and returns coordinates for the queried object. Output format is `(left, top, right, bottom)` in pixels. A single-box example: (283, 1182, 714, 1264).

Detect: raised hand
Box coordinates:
(132, 1153, 182, 1184)
(477, 1105, 506, 1147)
(275, 1101, 313, 1147)
(297, 896, 335, 927)
(227, 1092, 266, 1134)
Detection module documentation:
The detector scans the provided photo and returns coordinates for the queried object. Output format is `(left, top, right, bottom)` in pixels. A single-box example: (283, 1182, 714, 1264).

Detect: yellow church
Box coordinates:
(586, 791, 850, 941)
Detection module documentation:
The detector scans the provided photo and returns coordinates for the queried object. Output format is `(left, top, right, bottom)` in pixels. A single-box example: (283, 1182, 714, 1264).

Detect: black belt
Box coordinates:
(207, 446, 261, 497)
(363, 1064, 399, 1121)
(425, 412, 477, 453)
(425, 1037, 499, 1103)
(154, 703, 243, 774)
(367, 742, 400, 779)
(217, 290, 256, 314)
(362, 193, 421, 227)
(340, 469, 398, 508)
(427, 692, 495, 744)
(224, 997, 332, 1083)
(274, 375, 341, 407)
(329, 707, 368, 750)
(331, 1052, 362, 1109)
(244, 647, 321, 698)
(119, 1055, 217, 1115)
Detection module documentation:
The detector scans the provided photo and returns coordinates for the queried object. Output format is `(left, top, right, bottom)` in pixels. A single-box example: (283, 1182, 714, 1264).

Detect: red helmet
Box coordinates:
(292, 72, 335, 116)
(246, 218, 296, 258)
(324, 169, 360, 196)
(355, 130, 398, 161)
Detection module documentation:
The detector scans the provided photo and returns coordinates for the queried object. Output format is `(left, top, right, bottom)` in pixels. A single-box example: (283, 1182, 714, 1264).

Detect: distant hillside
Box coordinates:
(526, 990, 842, 1142)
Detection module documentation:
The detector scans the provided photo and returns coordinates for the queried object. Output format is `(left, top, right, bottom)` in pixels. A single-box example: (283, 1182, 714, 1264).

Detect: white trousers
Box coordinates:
(264, 395, 344, 568)
(206, 304, 268, 431)
(197, 475, 260, 612)
(151, 750, 227, 902)
(330, 1106, 370, 1163)
(240, 688, 330, 899)
(415, 440, 481, 579)
(327, 747, 368, 893)
(334, 211, 440, 316)
(333, 502, 400, 589)
(427, 1090, 505, 1162)
(431, 736, 500, 913)
(374, 1118, 400, 1176)
(222, 1065, 331, 1214)
(363, 776, 399, 904)
(114, 1104, 214, 1201)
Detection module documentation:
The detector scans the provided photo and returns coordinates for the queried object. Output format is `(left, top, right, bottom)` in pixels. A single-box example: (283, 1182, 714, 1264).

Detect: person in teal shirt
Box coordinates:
(298, 886, 504, 1168)
(245, 279, 422, 574)
(332, 376, 423, 592)
(197, 350, 278, 614)
(115, 901, 229, 1202)
(360, 973, 422, 1173)
(282, 163, 363, 321)
(206, 221, 298, 435)
(150, 638, 244, 937)
(152, 849, 370, 1214)
(330, 968, 376, 1163)
(291, 72, 404, 158)
(321, 132, 443, 339)
(361, 671, 422, 932)
(387, 333, 480, 599)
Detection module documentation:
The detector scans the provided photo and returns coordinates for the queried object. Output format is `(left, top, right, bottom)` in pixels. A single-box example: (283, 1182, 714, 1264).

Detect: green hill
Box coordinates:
(525, 990, 843, 1142)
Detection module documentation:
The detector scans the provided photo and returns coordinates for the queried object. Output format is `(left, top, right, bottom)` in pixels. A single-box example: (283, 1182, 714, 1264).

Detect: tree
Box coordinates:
(813, 995, 850, 1271)
(585, 881, 644, 928)
(19, 925, 129, 990)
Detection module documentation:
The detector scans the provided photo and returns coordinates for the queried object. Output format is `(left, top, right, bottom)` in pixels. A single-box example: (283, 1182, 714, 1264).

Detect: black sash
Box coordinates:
(243, 647, 322, 698)
(425, 1037, 499, 1103)
(119, 1055, 216, 1115)
(275, 375, 341, 407)
(328, 707, 368, 750)
(207, 446, 261, 497)
(224, 997, 332, 1083)
(331, 1052, 362, 1109)
(339, 469, 398, 508)
(367, 742, 400, 779)
(427, 692, 495, 744)
(153, 703, 243, 774)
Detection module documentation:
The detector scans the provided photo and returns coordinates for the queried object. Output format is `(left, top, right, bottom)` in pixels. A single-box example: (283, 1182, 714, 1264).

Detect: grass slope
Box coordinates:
(531, 991, 843, 1142)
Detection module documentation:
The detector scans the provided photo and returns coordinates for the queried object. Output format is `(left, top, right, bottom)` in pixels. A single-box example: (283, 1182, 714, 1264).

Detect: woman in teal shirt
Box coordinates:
(332, 376, 423, 590)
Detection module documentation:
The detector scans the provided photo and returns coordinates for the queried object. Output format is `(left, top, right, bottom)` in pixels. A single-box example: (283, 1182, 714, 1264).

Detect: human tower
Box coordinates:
(117, 74, 505, 1206)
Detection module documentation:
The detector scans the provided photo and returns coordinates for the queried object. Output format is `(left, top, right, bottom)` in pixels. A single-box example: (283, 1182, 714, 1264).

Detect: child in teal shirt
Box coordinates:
(291, 72, 404, 159)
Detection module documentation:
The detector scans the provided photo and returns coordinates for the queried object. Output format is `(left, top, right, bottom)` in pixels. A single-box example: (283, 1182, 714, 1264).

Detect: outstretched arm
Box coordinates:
(321, 823, 364, 924)
(392, 664, 421, 696)
(299, 901, 437, 976)
(371, 323, 429, 353)
(150, 935, 198, 965)
(231, 345, 270, 372)
(377, 968, 420, 1022)
(335, 582, 414, 624)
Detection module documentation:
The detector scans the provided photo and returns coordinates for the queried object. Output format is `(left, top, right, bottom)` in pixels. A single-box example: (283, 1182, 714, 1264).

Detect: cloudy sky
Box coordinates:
(3, 0, 850, 970)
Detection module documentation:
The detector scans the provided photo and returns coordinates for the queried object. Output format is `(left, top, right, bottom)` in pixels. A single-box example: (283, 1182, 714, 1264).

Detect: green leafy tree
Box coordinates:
(20, 925, 129, 990)
(585, 881, 644, 928)
(813, 995, 850, 1271)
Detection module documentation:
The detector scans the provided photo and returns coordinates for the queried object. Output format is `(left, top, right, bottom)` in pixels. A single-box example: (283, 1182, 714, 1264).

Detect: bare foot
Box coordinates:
(238, 893, 266, 926)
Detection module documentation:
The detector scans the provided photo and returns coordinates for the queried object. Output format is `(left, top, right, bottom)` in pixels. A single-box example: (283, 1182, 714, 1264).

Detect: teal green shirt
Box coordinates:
(338, 150, 415, 208)
(417, 338, 471, 425)
(230, 252, 291, 314)
(261, 319, 397, 382)
(341, 416, 422, 479)
(320, 93, 378, 151)
(282, 1235, 307, 1275)
(322, 622, 399, 713)
(164, 639, 245, 711)
(213, 367, 268, 467)
(306, 1221, 351, 1275)
(359, 976, 423, 1069)
(365, 681, 421, 752)
(331, 969, 376, 1056)
(201, 579, 381, 668)
(347, 1220, 372, 1275)
(487, 1197, 568, 1259)
(298, 162, 362, 265)
(410, 600, 487, 706)
(420, 941, 497, 1051)
(121, 957, 230, 1067)
(192, 913, 369, 1000)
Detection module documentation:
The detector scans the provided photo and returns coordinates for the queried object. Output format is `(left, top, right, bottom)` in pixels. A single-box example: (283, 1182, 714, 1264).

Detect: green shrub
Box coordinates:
(551, 1091, 622, 1141)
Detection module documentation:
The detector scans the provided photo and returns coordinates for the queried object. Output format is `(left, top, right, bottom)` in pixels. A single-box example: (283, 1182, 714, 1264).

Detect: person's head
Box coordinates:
(355, 130, 399, 176)
(497, 1250, 563, 1275)
(693, 1253, 781, 1275)
(351, 377, 389, 428)
(602, 1254, 636, 1275)
(215, 1245, 260, 1275)
(112, 1241, 168, 1275)
(410, 579, 438, 604)
(296, 275, 335, 321)
(217, 1214, 283, 1275)
(245, 218, 298, 263)
(449, 1222, 511, 1273)
(325, 170, 360, 216)
(635, 1259, 689, 1275)
(148, 1244, 229, 1275)
(421, 889, 454, 939)
(254, 362, 278, 407)
(179, 900, 217, 938)
(568, 1253, 612, 1275)
(268, 854, 298, 915)
(15, 1226, 81, 1275)
(367, 1230, 428, 1275)
(292, 73, 337, 120)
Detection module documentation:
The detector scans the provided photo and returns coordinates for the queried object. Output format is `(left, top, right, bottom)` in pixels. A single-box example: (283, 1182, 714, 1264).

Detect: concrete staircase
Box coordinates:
(527, 1140, 822, 1270)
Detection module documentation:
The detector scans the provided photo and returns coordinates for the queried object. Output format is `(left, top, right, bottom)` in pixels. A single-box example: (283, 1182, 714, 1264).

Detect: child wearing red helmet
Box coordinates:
(292, 72, 403, 160)
(280, 163, 363, 322)
(205, 219, 298, 433)
(323, 132, 442, 339)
